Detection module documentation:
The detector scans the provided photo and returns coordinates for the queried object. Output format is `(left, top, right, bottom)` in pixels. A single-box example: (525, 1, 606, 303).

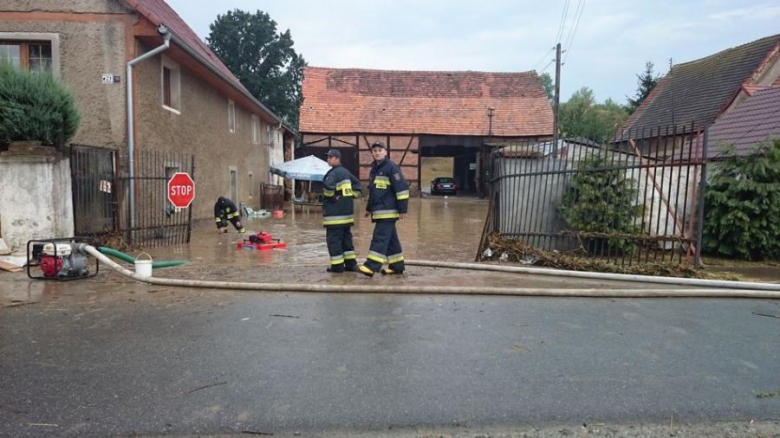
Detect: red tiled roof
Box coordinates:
(708, 86, 780, 157)
(124, 0, 248, 94)
(300, 67, 553, 137)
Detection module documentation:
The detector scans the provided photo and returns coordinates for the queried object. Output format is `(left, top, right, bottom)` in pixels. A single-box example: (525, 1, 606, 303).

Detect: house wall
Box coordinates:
(134, 47, 273, 220)
(0, 0, 128, 14)
(0, 148, 74, 251)
(0, 10, 132, 149)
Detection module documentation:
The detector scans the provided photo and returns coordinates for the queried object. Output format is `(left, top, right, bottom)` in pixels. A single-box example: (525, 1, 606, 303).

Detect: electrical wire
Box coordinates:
(563, 0, 586, 63)
(555, 0, 572, 44)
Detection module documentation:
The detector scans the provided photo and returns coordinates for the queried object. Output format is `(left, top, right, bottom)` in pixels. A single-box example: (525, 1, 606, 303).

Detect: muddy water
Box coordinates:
(0, 197, 692, 307)
(150, 196, 489, 267)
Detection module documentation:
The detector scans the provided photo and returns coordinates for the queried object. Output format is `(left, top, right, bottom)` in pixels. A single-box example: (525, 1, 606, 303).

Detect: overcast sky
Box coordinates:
(167, 0, 780, 104)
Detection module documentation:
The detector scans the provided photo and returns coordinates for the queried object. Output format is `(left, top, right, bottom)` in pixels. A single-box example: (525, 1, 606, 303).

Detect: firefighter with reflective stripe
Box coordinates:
(359, 141, 409, 277)
(322, 149, 362, 273)
(214, 196, 245, 233)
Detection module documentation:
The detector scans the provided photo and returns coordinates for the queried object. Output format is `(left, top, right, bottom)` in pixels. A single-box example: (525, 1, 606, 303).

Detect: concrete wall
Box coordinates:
(0, 15, 131, 149)
(134, 49, 274, 219)
(0, 148, 74, 251)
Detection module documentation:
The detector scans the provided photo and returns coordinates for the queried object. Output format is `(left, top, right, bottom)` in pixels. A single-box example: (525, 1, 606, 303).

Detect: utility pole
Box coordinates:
(552, 43, 561, 153)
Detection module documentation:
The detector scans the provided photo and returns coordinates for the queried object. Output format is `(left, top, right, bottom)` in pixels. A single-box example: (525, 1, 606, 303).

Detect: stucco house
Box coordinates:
(0, 0, 294, 249)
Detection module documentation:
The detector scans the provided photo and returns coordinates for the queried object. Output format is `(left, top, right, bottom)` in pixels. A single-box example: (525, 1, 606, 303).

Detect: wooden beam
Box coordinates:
(399, 136, 415, 166)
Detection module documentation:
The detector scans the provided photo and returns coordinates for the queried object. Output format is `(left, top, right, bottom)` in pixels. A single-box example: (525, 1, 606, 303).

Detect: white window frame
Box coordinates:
(251, 115, 260, 144)
(229, 166, 238, 202)
(0, 33, 60, 78)
(161, 56, 181, 114)
(228, 99, 236, 133)
(267, 124, 275, 148)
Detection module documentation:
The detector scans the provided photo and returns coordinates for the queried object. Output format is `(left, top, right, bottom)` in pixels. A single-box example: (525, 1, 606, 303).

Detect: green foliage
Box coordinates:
(0, 62, 80, 145)
(626, 61, 661, 114)
(207, 9, 306, 129)
(559, 87, 629, 144)
(702, 140, 780, 260)
(558, 151, 642, 253)
(539, 72, 554, 102)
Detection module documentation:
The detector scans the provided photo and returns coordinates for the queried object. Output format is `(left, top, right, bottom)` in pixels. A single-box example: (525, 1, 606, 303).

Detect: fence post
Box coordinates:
(694, 125, 708, 268)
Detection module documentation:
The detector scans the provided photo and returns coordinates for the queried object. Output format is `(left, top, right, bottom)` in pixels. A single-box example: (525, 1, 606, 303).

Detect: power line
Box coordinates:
(539, 58, 555, 74)
(563, 0, 586, 63)
(554, 0, 571, 44)
(532, 46, 556, 71)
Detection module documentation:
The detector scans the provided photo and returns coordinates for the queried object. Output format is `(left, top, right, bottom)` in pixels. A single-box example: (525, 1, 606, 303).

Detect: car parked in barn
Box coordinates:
(430, 177, 457, 195)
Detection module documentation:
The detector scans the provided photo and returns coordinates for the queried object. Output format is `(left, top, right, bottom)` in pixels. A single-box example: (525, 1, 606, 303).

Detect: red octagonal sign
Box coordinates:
(167, 172, 195, 208)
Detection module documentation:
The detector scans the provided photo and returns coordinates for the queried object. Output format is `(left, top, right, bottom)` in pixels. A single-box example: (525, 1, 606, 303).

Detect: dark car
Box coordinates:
(430, 177, 457, 195)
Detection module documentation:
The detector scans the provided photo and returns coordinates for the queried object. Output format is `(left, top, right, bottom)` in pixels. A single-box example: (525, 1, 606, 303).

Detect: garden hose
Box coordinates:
(98, 246, 190, 269)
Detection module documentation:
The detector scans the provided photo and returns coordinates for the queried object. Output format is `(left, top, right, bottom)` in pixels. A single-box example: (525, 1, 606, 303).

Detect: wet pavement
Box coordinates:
(1, 197, 780, 436)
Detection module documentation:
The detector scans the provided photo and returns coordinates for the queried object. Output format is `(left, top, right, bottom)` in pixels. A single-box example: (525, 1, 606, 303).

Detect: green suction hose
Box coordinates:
(98, 247, 190, 269)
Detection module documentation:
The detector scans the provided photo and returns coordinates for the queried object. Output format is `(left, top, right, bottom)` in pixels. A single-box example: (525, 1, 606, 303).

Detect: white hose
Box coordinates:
(79, 245, 780, 299)
(406, 260, 780, 292)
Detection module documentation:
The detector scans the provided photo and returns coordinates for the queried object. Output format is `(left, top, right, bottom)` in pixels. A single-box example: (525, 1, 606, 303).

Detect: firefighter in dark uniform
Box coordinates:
(359, 141, 409, 277)
(322, 149, 362, 272)
(214, 196, 246, 233)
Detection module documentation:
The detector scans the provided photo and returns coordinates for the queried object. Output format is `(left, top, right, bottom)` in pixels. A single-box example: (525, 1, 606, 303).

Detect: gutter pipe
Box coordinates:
(126, 26, 171, 234)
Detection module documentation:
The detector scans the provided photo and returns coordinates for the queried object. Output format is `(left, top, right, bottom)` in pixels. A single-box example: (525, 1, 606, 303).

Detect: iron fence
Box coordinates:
(120, 150, 195, 247)
(480, 123, 708, 266)
(70, 145, 117, 236)
(259, 182, 284, 211)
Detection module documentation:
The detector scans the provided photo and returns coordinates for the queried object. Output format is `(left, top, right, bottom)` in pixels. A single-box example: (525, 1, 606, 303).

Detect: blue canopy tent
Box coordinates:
(269, 155, 330, 182)
(270, 155, 331, 214)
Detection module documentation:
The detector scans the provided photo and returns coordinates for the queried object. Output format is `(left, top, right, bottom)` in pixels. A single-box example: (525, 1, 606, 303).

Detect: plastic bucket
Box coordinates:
(134, 252, 153, 278)
(273, 210, 284, 219)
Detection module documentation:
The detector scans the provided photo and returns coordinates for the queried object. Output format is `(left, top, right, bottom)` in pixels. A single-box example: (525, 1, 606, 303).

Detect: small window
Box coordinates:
(251, 115, 260, 144)
(248, 172, 254, 197)
(229, 167, 238, 201)
(0, 40, 52, 73)
(228, 100, 236, 133)
(267, 124, 274, 147)
(161, 57, 180, 112)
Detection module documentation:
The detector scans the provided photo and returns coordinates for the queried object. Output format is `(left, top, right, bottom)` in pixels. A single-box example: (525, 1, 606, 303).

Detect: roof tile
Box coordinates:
(301, 67, 553, 136)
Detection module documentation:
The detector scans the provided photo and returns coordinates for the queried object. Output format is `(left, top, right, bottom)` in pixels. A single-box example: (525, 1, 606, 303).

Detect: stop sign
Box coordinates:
(167, 172, 195, 208)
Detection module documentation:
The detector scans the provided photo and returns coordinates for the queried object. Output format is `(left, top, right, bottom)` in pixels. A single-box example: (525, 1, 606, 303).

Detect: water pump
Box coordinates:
(28, 238, 99, 281)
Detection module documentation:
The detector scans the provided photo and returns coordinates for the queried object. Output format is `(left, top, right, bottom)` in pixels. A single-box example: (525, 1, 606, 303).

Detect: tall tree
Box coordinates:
(626, 61, 660, 114)
(208, 9, 306, 129)
(559, 87, 628, 144)
(539, 72, 554, 102)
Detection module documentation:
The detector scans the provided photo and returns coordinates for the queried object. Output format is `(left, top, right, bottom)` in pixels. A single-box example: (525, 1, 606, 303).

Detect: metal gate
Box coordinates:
(120, 151, 195, 247)
(70, 144, 117, 236)
(70, 146, 195, 247)
(480, 123, 708, 267)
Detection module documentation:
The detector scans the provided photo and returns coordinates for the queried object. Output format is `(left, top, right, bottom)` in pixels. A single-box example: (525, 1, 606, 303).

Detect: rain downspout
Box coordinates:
(126, 25, 171, 234)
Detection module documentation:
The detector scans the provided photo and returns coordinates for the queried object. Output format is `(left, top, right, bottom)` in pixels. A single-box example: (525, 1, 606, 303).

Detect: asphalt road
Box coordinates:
(2, 290, 780, 437)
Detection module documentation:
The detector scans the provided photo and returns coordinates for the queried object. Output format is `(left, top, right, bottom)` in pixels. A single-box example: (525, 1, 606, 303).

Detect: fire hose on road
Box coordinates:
(77, 244, 780, 299)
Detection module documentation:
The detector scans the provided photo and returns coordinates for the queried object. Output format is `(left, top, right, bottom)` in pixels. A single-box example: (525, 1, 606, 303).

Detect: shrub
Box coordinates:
(0, 62, 80, 145)
(702, 139, 780, 260)
(558, 151, 642, 253)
